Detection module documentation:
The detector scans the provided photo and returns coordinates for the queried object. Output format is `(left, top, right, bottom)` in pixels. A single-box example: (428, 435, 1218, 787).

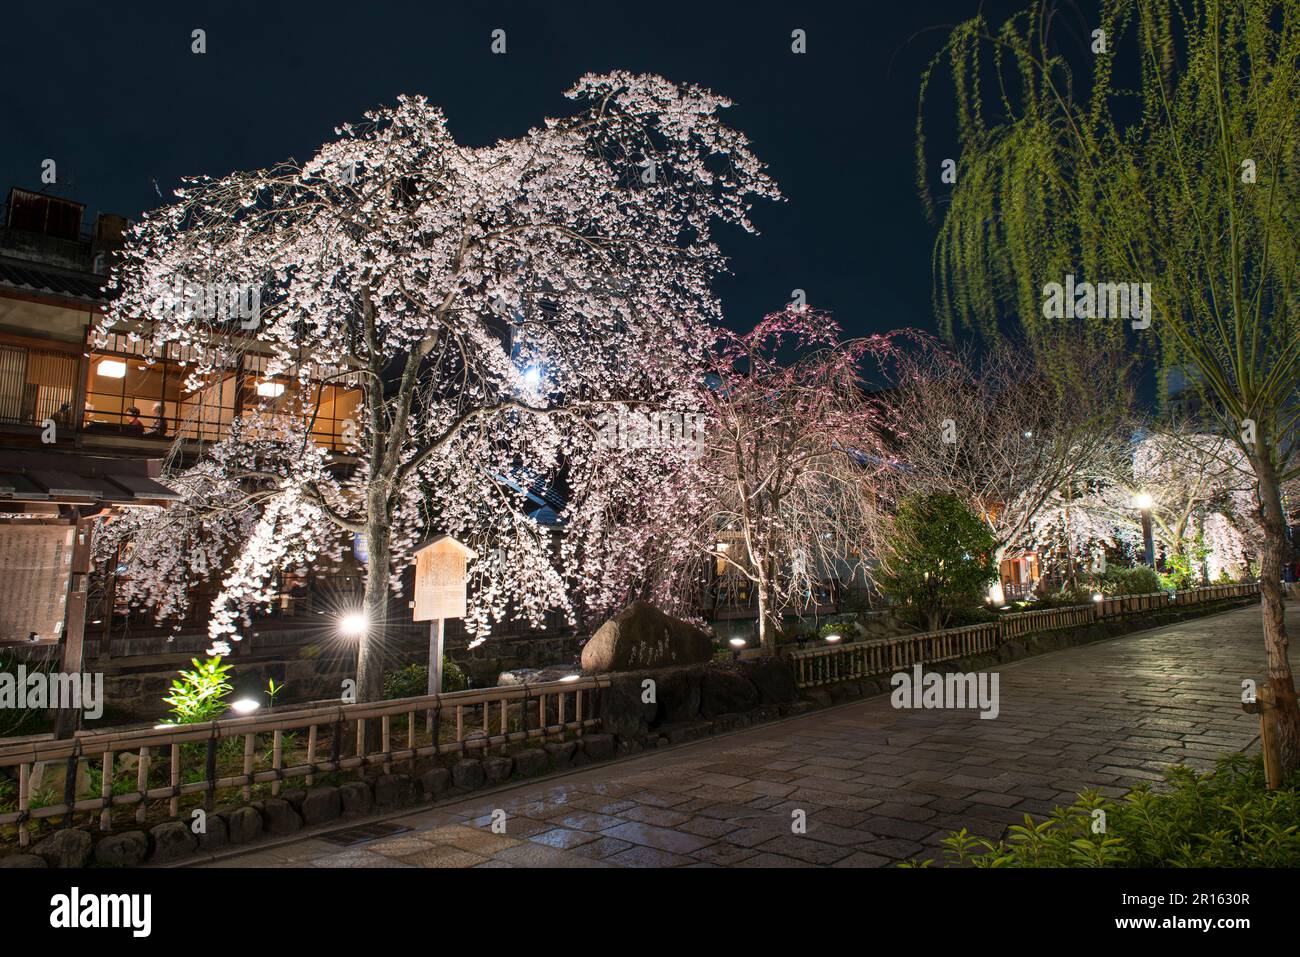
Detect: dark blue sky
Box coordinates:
(3, 0, 1032, 338)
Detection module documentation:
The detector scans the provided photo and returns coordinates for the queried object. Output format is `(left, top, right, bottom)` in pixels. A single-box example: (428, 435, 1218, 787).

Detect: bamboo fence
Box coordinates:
(0, 675, 608, 847)
(788, 582, 1259, 688)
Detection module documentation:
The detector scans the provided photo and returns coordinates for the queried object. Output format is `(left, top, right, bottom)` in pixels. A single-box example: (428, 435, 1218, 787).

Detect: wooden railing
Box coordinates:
(789, 582, 1260, 689)
(791, 622, 1000, 688)
(0, 675, 608, 847)
(1093, 583, 1258, 618)
(999, 603, 1098, 638)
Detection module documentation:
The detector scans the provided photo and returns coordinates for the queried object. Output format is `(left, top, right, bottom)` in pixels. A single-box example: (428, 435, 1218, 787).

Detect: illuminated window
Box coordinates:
(86, 332, 235, 441)
(0, 339, 79, 427)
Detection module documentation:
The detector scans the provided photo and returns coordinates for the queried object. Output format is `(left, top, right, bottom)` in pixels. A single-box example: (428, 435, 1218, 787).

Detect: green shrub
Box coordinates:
(383, 658, 468, 698)
(879, 493, 998, 632)
(940, 604, 1000, 628)
(1160, 539, 1208, 591)
(911, 754, 1300, 867)
(819, 618, 864, 640)
(161, 657, 234, 724)
(1099, 565, 1162, 596)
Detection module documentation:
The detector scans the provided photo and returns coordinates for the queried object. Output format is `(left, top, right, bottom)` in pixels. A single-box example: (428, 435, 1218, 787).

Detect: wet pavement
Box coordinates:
(193, 602, 1270, 868)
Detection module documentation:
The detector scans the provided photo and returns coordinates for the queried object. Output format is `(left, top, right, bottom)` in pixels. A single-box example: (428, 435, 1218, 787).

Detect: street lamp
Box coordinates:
(1133, 493, 1156, 568)
(338, 611, 368, 639)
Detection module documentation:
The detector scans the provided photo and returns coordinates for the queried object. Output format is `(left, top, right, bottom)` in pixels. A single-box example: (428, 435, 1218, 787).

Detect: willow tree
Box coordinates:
(918, 1, 1300, 772)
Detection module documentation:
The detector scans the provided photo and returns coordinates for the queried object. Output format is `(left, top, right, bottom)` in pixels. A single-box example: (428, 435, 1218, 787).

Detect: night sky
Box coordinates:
(4, 0, 1035, 339)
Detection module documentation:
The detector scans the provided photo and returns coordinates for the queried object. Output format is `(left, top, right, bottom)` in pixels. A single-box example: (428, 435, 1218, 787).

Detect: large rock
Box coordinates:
(580, 733, 615, 761)
(512, 749, 549, 777)
(451, 760, 486, 791)
(301, 787, 342, 825)
(0, 854, 46, 868)
(420, 767, 451, 799)
(805, 688, 832, 709)
(197, 813, 229, 851)
(599, 674, 660, 739)
(373, 774, 418, 808)
(580, 600, 715, 673)
(544, 741, 577, 770)
(225, 806, 264, 844)
(656, 667, 703, 723)
(33, 828, 91, 868)
(338, 781, 374, 817)
(739, 657, 799, 704)
(700, 668, 760, 716)
(256, 798, 302, 836)
(150, 821, 198, 862)
(94, 831, 150, 867)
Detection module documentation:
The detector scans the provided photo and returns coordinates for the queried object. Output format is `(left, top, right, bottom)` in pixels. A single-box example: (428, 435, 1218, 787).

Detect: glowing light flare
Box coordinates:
(338, 611, 368, 638)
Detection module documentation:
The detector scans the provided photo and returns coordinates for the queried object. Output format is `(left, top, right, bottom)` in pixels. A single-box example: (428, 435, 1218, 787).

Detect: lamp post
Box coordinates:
(1133, 493, 1156, 568)
(338, 611, 368, 640)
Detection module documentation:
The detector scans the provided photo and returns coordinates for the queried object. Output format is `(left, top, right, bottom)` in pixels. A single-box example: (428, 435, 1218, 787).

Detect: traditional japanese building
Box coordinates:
(0, 185, 367, 654)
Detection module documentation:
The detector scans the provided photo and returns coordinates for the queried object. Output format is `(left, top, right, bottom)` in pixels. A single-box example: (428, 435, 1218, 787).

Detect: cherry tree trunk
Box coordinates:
(355, 483, 392, 708)
(756, 579, 778, 656)
(987, 544, 1008, 604)
(1252, 452, 1299, 779)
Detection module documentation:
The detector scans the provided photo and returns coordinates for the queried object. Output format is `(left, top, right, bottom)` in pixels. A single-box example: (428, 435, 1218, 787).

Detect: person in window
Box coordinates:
(123, 406, 145, 434)
(146, 402, 168, 437)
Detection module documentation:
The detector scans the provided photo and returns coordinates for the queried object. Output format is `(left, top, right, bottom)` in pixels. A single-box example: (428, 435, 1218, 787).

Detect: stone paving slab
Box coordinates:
(197, 602, 1274, 869)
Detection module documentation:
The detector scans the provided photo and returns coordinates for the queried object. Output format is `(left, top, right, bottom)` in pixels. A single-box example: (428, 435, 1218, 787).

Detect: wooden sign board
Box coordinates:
(412, 535, 474, 622)
(0, 524, 74, 642)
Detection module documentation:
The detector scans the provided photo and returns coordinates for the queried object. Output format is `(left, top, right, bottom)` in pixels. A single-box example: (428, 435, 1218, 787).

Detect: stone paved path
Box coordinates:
(195, 602, 1275, 869)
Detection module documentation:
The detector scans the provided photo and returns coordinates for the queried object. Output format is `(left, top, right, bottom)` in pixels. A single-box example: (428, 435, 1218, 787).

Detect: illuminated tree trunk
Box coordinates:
(751, 554, 779, 656)
(987, 543, 1008, 604)
(356, 480, 392, 707)
(1251, 452, 1299, 777)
